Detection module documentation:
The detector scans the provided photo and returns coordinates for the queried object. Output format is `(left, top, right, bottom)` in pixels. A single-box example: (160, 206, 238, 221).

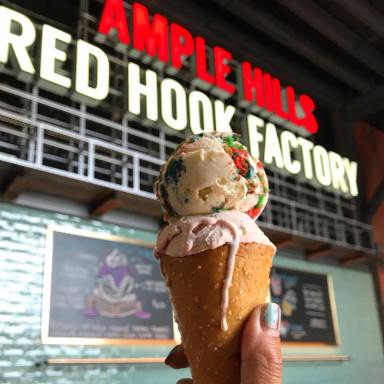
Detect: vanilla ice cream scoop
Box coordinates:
(155, 133, 269, 219)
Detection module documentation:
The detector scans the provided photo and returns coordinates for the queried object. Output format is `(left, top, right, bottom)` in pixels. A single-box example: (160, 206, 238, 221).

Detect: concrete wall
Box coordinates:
(0, 202, 383, 383)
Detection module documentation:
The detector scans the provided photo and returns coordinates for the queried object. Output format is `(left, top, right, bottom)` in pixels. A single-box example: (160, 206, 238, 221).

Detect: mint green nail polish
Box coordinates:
(263, 303, 280, 330)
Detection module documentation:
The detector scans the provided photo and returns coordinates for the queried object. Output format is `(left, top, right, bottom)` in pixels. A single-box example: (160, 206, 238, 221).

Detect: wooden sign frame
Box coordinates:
(42, 225, 179, 346)
(271, 267, 341, 348)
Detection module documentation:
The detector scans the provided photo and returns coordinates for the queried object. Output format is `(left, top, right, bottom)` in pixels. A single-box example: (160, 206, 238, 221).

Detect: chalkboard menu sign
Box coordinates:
(42, 226, 176, 345)
(270, 267, 340, 345)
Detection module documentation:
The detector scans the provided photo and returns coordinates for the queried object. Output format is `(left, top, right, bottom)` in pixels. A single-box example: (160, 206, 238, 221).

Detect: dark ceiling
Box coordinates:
(140, 0, 384, 127)
(5, 0, 384, 132)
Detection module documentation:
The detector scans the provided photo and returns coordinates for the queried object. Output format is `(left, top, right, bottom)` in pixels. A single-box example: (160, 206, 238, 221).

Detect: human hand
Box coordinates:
(165, 303, 282, 384)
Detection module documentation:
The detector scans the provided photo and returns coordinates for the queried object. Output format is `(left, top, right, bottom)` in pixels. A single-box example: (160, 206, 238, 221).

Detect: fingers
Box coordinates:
(166, 305, 282, 384)
(241, 303, 282, 384)
(166, 346, 192, 384)
(165, 344, 190, 369)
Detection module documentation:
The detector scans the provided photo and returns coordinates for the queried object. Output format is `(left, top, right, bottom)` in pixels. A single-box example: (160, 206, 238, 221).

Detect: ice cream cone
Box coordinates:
(160, 241, 275, 384)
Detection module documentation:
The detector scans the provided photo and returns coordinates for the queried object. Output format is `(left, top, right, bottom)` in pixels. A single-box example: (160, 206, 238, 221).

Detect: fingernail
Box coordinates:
(165, 345, 179, 365)
(261, 303, 280, 332)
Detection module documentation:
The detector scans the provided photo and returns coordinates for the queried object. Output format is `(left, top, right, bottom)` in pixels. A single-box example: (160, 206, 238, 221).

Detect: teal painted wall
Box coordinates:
(0, 202, 383, 383)
(274, 255, 384, 383)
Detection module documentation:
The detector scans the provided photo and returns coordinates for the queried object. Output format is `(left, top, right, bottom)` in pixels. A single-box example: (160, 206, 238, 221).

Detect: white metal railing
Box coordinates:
(0, 83, 180, 158)
(0, 108, 162, 199)
(0, 112, 374, 253)
(0, 81, 375, 253)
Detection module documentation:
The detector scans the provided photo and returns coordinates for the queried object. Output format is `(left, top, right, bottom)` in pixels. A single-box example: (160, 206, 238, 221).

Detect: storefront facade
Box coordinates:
(0, 1, 383, 383)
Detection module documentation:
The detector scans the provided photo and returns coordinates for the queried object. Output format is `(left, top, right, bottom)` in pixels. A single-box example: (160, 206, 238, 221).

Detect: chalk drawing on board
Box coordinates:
(41, 225, 178, 346)
(84, 249, 151, 319)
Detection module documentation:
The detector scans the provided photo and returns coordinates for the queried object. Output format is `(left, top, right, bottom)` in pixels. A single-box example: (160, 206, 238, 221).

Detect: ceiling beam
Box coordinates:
(1, 169, 27, 201)
(276, 0, 384, 77)
(142, 0, 344, 108)
(346, 83, 384, 118)
(211, 0, 370, 92)
(89, 191, 122, 217)
(340, 252, 384, 268)
(366, 179, 384, 222)
(275, 238, 295, 250)
(305, 247, 332, 261)
(329, 0, 384, 41)
(340, 254, 366, 267)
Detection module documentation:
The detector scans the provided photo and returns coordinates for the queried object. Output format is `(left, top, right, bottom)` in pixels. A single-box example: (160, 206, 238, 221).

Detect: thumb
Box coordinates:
(241, 303, 282, 384)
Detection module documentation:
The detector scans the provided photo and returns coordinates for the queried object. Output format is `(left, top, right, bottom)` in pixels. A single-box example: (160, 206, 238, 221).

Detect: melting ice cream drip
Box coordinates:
(155, 211, 275, 331)
(185, 217, 240, 331)
(156, 214, 244, 331)
(217, 220, 240, 332)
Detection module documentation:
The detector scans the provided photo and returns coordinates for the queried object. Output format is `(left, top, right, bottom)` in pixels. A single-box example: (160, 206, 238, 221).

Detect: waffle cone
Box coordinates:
(160, 241, 275, 384)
